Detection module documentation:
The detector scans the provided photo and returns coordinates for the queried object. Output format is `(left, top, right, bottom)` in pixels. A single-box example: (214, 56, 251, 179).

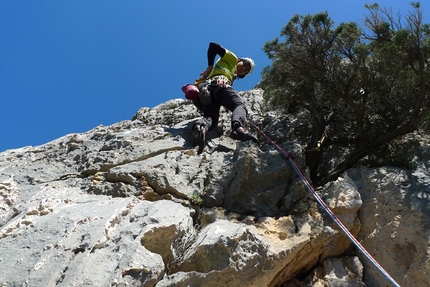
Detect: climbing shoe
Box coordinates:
(192, 124, 207, 152)
(230, 126, 258, 143)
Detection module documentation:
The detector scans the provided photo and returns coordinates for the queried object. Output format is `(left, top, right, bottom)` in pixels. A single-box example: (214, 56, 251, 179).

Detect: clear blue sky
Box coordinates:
(0, 1, 427, 152)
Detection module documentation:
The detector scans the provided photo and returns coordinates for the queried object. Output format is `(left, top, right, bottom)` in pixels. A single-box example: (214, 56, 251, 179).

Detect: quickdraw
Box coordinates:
(304, 130, 327, 153)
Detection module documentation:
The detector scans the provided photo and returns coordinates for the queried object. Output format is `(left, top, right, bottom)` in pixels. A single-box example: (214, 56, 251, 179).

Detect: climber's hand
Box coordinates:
(200, 66, 213, 79)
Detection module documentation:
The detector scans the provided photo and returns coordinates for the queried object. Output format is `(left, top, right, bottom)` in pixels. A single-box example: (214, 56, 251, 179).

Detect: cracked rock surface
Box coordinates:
(0, 90, 429, 287)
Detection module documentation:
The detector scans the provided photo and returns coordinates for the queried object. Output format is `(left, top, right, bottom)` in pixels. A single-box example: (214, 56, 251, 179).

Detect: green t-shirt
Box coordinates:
(207, 49, 238, 83)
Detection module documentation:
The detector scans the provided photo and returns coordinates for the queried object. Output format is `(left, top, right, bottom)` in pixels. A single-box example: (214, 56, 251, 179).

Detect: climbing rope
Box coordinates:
(247, 117, 401, 287)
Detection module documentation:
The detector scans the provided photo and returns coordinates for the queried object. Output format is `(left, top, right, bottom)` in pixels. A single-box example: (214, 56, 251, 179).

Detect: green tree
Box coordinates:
(260, 3, 430, 186)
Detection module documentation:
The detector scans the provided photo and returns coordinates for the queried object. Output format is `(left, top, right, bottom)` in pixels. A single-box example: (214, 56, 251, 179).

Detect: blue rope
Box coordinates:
(247, 117, 401, 287)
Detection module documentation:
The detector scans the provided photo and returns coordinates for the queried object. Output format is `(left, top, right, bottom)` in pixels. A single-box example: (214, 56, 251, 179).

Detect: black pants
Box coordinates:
(194, 87, 247, 130)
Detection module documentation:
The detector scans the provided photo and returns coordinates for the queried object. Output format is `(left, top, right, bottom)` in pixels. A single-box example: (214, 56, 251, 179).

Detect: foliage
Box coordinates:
(260, 3, 430, 186)
(190, 192, 203, 206)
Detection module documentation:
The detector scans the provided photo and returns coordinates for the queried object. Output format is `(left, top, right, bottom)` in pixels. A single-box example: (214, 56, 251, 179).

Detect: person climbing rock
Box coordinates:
(186, 42, 258, 151)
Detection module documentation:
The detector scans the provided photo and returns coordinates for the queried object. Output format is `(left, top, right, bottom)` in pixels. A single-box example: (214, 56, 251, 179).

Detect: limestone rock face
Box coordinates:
(0, 90, 428, 287)
(347, 165, 430, 287)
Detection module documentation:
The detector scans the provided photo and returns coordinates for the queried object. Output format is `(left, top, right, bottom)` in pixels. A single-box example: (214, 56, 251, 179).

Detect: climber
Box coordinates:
(183, 42, 258, 151)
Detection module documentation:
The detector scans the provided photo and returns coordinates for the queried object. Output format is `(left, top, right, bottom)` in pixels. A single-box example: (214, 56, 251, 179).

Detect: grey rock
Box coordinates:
(0, 89, 428, 287)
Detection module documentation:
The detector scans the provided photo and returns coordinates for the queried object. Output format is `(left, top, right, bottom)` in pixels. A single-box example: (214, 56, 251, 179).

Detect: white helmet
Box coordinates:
(240, 57, 255, 75)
